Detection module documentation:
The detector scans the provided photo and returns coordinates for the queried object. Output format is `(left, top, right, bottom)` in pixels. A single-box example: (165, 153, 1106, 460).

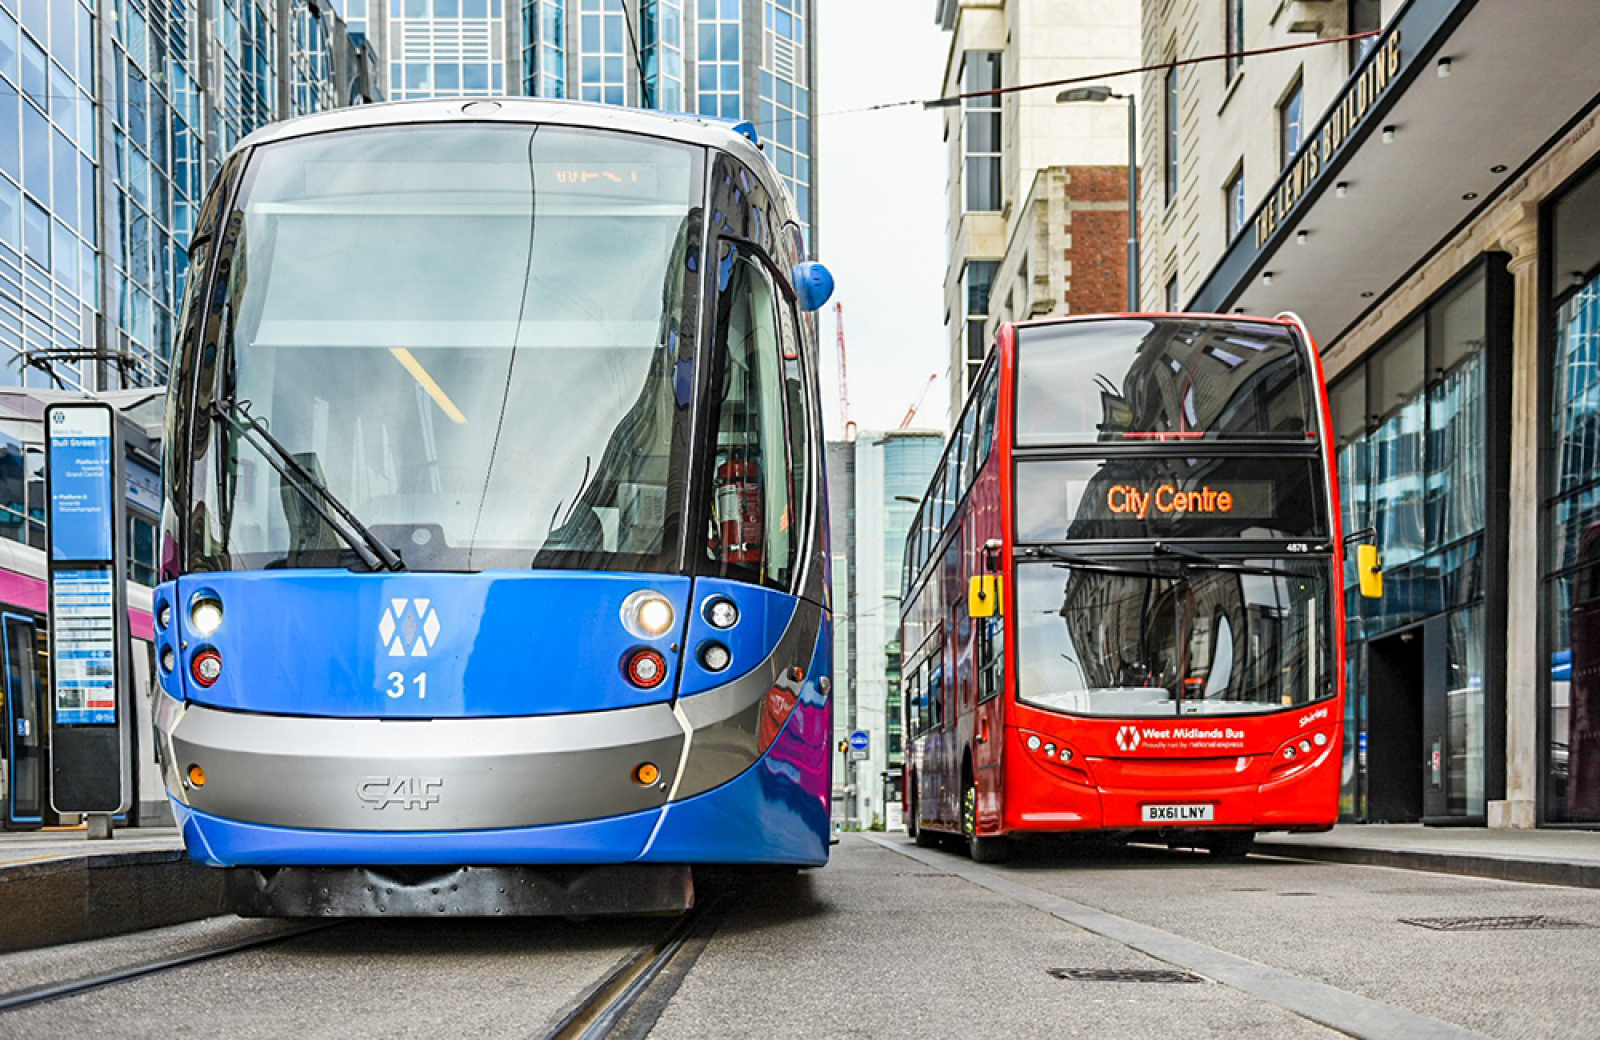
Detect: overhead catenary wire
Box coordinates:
(819, 29, 1384, 119)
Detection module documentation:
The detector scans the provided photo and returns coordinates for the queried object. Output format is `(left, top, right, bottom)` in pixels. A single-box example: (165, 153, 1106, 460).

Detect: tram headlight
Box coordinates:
(621, 590, 675, 640)
(705, 598, 740, 630)
(156, 602, 171, 631)
(190, 596, 224, 636)
(159, 646, 175, 675)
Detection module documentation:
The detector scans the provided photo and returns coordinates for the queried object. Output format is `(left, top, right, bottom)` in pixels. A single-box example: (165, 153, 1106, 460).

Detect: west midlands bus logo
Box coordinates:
(1116, 726, 1141, 752)
(379, 598, 440, 658)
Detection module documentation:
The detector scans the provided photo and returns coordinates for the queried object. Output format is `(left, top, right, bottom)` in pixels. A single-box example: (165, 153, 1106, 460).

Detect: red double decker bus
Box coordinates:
(899, 313, 1349, 862)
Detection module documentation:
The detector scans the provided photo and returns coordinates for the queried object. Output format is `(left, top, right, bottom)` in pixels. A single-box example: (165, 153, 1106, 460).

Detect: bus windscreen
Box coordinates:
(1015, 559, 1334, 718)
(1015, 318, 1315, 445)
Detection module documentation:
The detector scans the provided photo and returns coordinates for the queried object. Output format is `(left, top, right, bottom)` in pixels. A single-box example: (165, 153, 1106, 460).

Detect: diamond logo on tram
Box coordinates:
(378, 599, 441, 658)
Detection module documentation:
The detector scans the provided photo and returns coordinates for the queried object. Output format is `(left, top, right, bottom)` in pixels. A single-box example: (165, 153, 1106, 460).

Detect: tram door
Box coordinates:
(2, 614, 46, 829)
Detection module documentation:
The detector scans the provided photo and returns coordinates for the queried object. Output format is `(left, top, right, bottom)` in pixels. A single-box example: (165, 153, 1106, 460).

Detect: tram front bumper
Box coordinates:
(157, 692, 687, 835)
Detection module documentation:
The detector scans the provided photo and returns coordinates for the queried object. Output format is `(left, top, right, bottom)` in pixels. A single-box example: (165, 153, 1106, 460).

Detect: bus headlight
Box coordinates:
(621, 590, 675, 639)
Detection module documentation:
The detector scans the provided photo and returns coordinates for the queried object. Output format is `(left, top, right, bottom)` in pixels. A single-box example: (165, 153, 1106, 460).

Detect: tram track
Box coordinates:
(540, 896, 725, 1040)
(0, 920, 344, 1014)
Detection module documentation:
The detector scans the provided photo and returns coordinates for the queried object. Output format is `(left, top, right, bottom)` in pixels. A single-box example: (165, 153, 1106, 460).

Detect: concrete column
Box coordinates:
(1489, 211, 1540, 830)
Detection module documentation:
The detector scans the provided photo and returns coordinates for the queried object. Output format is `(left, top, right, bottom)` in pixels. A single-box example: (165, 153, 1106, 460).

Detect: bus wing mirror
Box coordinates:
(968, 575, 1000, 618)
(1357, 544, 1383, 599)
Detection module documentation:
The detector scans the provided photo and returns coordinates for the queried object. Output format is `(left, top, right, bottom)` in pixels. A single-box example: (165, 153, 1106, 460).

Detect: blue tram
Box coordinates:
(151, 101, 833, 913)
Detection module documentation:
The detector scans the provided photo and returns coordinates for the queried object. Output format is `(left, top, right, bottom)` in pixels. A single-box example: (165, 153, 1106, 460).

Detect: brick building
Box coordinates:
(935, 0, 1140, 420)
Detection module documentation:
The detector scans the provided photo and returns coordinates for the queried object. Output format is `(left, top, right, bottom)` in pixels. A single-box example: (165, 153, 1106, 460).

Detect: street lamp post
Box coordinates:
(1057, 86, 1139, 311)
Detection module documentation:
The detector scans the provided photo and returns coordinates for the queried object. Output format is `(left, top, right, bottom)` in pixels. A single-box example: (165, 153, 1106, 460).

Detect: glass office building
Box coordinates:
(369, 0, 816, 238)
(0, 0, 378, 393)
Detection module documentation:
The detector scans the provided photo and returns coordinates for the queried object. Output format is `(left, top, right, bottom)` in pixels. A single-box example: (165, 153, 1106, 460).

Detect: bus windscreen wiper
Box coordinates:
(1151, 542, 1289, 576)
(1020, 545, 1175, 580)
(210, 398, 406, 572)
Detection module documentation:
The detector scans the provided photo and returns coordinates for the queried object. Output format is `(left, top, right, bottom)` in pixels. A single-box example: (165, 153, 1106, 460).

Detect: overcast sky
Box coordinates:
(814, 0, 951, 436)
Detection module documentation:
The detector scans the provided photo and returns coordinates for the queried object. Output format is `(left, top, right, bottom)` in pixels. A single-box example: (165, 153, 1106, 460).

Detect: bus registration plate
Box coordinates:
(1142, 804, 1215, 823)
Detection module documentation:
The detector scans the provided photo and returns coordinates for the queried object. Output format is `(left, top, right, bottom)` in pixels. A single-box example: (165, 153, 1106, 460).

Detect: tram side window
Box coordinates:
(707, 249, 797, 588)
(777, 291, 810, 556)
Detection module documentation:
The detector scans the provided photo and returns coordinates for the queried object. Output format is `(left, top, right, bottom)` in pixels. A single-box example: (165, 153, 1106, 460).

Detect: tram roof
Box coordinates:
(234, 98, 785, 210)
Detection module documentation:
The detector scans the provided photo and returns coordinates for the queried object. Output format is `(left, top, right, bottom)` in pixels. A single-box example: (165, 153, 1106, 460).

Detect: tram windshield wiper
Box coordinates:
(1019, 545, 1175, 580)
(210, 398, 406, 572)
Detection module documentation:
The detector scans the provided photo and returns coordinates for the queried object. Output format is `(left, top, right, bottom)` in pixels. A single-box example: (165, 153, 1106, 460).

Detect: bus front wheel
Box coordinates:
(962, 780, 1009, 864)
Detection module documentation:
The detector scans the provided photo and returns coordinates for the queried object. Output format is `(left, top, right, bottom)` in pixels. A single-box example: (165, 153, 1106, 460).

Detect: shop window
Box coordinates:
(1331, 263, 1496, 821)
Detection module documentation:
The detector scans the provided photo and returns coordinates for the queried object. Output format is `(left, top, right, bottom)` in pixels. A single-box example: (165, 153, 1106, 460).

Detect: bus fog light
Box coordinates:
(1283, 746, 1297, 760)
(159, 647, 175, 674)
(190, 597, 223, 636)
(700, 642, 732, 672)
(1026, 735, 1041, 750)
(1043, 743, 1056, 756)
(1059, 748, 1073, 762)
(1313, 732, 1328, 747)
(621, 590, 675, 639)
(191, 649, 222, 687)
(705, 598, 739, 629)
(1299, 740, 1312, 754)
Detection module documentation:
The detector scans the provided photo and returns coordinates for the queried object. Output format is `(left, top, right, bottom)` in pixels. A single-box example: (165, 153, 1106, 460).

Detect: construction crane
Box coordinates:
(898, 373, 939, 429)
(834, 302, 855, 440)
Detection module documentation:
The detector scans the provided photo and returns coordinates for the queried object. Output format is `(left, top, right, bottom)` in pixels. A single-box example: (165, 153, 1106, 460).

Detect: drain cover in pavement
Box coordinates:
(1399, 915, 1593, 931)
(1047, 968, 1206, 984)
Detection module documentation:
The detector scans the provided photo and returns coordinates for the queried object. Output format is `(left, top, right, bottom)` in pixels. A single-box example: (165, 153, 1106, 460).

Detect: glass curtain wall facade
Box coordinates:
(517, 1, 816, 238)
(1333, 265, 1493, 821)
(1545, 161, 1600, 825)
(0, 0, 374, 393)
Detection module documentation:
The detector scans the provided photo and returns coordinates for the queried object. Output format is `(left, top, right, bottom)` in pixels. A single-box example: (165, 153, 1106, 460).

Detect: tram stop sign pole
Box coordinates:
(44, 402, 132, 839)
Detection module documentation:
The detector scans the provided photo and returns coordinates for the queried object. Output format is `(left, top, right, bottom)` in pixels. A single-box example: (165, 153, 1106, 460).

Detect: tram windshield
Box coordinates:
(1014, 559, 1334, 717)
(190, 124, 701, 572)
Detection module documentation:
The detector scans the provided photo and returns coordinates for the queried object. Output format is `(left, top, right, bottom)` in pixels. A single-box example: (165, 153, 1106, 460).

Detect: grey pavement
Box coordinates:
(8, 834, 1598, 1038)
(0, 827, 183, 871)
(1258, 823, 1600, 863)
(1253, 823, 1600, 888)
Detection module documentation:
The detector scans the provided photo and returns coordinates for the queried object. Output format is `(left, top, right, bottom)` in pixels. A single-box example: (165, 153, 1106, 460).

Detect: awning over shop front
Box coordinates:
(1190, 0, 1600, 345)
